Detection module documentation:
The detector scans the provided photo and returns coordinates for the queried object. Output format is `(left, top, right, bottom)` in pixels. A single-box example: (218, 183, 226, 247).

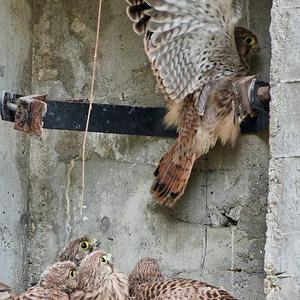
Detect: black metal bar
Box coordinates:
(44, 100, 176, 137)
(1, 87, 269, 137)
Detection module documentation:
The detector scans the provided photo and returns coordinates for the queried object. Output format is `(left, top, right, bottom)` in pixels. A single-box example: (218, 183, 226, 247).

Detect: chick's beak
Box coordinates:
(91, 238, 101, 250)
(106, 253, 113, 264)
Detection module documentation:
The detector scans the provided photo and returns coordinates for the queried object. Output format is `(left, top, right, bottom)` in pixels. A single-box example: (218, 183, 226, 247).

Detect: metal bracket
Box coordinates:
(1, 79, 270, 137)
(249, 79, 270, 131)
(1, 92, 48, 135)
(0, 91, 21, 122)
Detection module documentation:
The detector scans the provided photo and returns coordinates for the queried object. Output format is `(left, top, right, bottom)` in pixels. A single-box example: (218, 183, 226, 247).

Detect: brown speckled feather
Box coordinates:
(17, 287, 69, 300)
(0, 282, 15, 300)
(129, 258, 165, 295)
(17, 262, 77, 300)
(132, 278, 237, 299)
(126, 1, 260, 207)
(72, 250, 129, 300)
(151, 79, 241, 207)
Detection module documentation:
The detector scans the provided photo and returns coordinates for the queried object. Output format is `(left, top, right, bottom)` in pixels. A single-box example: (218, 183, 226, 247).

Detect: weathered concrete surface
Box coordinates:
(0, 0, 32, 292)
(0, 0, 273, 298)
(265, 0, 300, 299)
(22, 1, 271, 299)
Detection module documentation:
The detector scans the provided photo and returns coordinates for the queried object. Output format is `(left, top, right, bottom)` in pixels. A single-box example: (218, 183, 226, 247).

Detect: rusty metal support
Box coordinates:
(14, 95, 47, 135)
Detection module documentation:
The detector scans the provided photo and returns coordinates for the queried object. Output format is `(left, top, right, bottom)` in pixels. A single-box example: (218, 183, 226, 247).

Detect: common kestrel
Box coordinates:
(18, 261, 77, 300)
(129, 258, 237, 299)
(59, 235, 100, 266)
(71, 250, 129, 300)
(129, 257, 165, 294)
(126, 0, 260, 207)
(0, 282, 14, 300)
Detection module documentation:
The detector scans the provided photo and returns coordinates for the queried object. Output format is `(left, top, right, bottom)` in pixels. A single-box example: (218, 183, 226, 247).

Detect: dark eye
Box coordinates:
(80, 241, 89, 250)
(69, 269, 77, 278)
(101, 256, 107, 263)
(245, 37, 254, 46)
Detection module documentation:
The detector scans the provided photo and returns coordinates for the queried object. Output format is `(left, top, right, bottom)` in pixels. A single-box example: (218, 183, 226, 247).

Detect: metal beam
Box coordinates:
(0, 80, 270, 138)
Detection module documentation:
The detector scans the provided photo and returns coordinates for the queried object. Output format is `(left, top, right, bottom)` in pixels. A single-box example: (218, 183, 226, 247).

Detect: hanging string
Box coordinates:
(80, 0, 103, 216)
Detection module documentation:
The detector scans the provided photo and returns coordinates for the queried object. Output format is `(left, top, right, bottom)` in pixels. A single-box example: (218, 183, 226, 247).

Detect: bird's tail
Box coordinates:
(151, 141, 197, 208)
(125, 0, 151, 35)
(151, 96, 201, 208)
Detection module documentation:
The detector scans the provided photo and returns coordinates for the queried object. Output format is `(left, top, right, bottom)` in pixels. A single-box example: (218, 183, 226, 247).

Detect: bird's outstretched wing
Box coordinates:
(126, 0, 245, 113)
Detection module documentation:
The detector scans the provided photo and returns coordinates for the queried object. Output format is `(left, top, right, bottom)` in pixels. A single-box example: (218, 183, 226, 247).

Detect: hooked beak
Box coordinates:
(91, 238, 101, 249)
(106, 253, 113, 264)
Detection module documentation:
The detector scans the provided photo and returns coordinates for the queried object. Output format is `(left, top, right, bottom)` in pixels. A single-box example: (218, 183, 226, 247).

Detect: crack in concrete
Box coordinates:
(64, 159, 75, 240)
(200, 226, 208, 277)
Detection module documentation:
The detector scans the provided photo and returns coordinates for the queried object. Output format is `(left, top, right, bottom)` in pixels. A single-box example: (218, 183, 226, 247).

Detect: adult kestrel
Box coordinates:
(18, 261, 77, 300)
(129, 258, 237, 299)
(59, 235, 100, 266)
(71, 250, 129, 300)
(126, 0, 260, 207)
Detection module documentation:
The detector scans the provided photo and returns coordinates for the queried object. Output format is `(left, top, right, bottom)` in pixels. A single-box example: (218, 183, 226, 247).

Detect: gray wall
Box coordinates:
(0, 0, 273, 299)
(0, 0, 32, 292)
(265, 0, 300, 298)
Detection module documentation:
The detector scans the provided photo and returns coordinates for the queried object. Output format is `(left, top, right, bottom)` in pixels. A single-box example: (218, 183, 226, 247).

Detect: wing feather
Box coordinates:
(126, 0, 245, 109)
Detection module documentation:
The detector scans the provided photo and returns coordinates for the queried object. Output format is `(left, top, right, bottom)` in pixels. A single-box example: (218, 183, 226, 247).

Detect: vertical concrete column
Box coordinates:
(0, 0, 32, 292)
(265, 0, 300, 298)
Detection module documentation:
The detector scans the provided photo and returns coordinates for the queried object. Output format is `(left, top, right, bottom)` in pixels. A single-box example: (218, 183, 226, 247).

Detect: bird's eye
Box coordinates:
(69, 269, 77, 278)
(244, 36, 255, 46)
(100, 256, 108, 264)
(80, 241, 90, 250)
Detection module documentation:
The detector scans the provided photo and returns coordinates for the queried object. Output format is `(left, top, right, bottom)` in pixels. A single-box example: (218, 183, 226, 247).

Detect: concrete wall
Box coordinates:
(0, 0, 273, 299)
(265, 0, 300, 299)
(0, 0, 32, 292)
(24, 1, 271, 299)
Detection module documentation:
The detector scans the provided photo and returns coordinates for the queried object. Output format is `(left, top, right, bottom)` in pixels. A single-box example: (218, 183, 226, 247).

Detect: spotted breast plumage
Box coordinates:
(125, 0, 260, 207)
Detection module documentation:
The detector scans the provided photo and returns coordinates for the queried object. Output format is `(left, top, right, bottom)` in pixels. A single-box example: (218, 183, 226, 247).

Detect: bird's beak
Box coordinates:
(91, 238, 101, 249)
(106, 253, 113, 264)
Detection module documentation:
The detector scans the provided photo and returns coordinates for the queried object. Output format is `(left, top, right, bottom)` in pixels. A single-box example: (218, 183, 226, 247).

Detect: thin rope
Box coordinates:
(80, 0, 103, 216)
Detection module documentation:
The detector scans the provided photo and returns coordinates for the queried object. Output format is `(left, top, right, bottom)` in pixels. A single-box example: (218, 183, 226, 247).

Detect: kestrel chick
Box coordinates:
(129, 258, 237, 299)
(59, 235, 100, 266)
(126, 0, 260, 207)
(72, 250, 129, 300)
(18, 261, 77, 300)
(0, 282, 15, 300)
(128, 257, 165, 294)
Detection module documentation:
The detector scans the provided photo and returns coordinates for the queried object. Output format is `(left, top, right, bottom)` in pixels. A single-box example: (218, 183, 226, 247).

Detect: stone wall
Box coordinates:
(265, 0, 300, 298)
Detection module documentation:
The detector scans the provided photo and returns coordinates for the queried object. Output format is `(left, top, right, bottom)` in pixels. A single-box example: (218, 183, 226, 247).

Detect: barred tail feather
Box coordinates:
(151, 142, 196, 208)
